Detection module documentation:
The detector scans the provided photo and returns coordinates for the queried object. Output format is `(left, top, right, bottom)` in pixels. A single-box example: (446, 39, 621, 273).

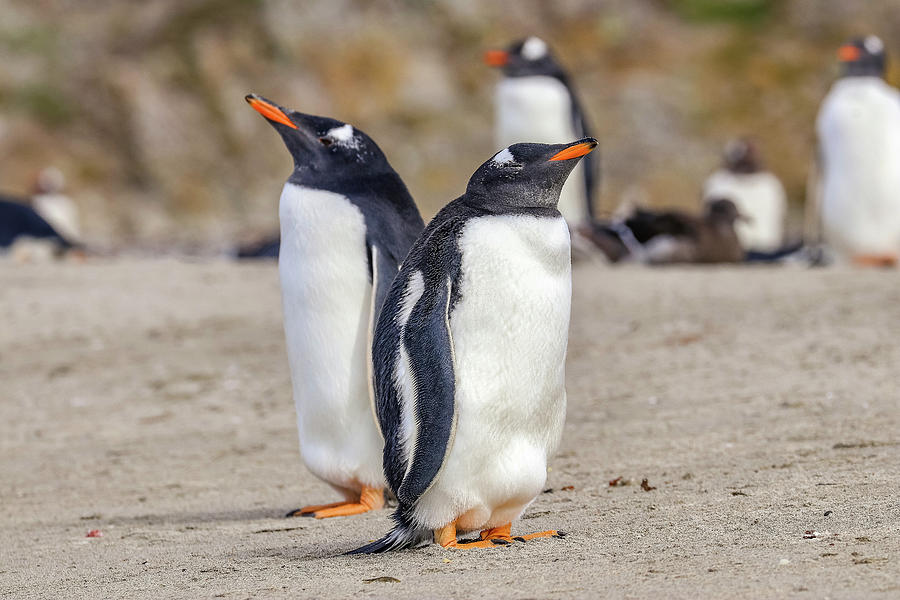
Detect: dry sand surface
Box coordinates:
(2, 258, 899, 599)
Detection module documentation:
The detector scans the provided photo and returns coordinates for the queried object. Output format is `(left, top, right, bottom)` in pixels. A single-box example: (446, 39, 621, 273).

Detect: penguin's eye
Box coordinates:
(318, 137, 333, 147)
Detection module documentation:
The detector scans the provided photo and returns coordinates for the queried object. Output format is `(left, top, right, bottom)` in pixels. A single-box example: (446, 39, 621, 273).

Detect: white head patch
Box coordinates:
(864, 35, 884, 55)
(491, 148, 515, 166)
(326, 124, 359, 149)
(522, 37, 548, 61)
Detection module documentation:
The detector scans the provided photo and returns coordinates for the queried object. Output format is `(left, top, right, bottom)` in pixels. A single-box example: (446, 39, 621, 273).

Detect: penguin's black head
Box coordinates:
(484, 36, 564, 79)
(705, 198, 745, 225)
(838, 36, 886, 78)
(723, 138, 761, 174)
(245, 93, 392, 180)
(466, 138, 597, 210)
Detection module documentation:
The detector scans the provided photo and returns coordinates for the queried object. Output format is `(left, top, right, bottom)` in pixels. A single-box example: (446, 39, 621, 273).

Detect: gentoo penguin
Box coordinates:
(484, 37, 598, 228)
(348, 138, 596, 553)
(703, 138, 787, 253)
(815, 35, 900, 266)
(246, 94, 424, 518)
(0, 196, 74, 254)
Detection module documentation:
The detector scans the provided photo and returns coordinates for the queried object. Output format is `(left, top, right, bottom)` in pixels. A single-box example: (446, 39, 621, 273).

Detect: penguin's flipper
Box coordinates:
(394, 275, 457, 506)
(366, 243, 396, 440)
(353, 265, 459, 554)
(368, 243, 397, 331)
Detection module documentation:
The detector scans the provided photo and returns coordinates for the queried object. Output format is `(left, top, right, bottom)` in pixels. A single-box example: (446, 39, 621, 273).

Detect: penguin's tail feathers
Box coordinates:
(345, 507, 430, 555)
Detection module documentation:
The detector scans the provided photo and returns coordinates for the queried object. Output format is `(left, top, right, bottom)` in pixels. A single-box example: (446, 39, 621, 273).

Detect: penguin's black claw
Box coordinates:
(553, 531, 568, 539)
(490, 538, 511, 545)
(513, 536, 527, 543)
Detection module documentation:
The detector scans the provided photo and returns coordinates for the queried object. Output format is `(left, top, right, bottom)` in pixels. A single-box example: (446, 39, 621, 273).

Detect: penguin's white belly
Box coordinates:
(817, 78, 900, 257)
(32, 194, 81, 243)
(415, 214, 571, 532)
(703, 170, 786, 252)
(495, 77, 587, 224)
(278, 183, 385, 494)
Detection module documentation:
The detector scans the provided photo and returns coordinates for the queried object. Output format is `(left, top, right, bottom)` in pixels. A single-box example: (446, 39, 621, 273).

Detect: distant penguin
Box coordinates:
(703, 139, 786, 253)
(348, 138, 596, 553)
(246, 94, 425, 518)
(484, 37, 598, 228)
(0, 196, 74, 255)
(815, 35, 900, 266)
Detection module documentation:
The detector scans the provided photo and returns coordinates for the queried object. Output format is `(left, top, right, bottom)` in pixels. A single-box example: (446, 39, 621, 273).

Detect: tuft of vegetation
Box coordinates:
(0, 26, 56, 54)
(15, 83, 77, 127)
(666, 0, 775, 25)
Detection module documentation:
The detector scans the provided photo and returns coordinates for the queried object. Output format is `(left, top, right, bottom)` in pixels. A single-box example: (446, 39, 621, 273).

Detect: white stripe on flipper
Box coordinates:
(366, 245, 383, 441)
(394, 271, 425, 474)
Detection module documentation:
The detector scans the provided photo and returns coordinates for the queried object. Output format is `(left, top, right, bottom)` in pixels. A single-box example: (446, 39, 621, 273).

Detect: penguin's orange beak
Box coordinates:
(483, 50, 509, 67)
(245, 94, 297, 129)
(549, 140, 598, 161)
(838, 44, 861, 62)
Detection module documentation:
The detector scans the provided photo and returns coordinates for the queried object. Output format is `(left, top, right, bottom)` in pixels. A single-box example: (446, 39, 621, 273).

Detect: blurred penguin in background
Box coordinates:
(703, 139, 786, 253)
(814, 35, 900, 266)
(484, 38, 600, 238)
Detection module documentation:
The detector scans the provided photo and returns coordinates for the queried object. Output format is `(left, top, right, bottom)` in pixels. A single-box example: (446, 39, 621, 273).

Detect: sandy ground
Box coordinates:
(2, 258, 899, 599)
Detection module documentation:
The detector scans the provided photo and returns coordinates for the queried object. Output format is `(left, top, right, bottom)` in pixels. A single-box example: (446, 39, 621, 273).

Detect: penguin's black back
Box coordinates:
(288, 162, 424, 270)
(0, 197, 72, 248)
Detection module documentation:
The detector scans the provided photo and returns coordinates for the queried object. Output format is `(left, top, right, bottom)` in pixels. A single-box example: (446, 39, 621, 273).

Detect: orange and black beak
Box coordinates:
(549, 139, 598, 162)
(483, 49, 509, 67)
(838, 44, 861, 63)
(245, 93, 297, 129)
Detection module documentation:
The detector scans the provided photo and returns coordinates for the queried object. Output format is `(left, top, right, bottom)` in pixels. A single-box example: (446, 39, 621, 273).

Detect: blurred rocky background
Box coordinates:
(1, 0, 899, 251)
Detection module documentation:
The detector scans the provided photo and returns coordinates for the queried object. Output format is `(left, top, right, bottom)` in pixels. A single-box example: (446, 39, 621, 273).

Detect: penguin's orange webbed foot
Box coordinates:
(512, 529, 567, 542)
(286, 500, 347, 518)
(286, 486, 385, 519)
(435, 522, 518, 549)
(479, 523, 514, 544)
(853, 253, 898, 268)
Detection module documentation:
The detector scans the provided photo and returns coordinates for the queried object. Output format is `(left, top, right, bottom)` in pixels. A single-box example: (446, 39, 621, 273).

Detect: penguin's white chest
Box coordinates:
(495, 77, 576, 146)
(494, 77, 588, 224)
(278, 182, 385, 492)
(703, 170, 786, 252)
(817, 78, 900, 256)
(415, 214, 572, 532)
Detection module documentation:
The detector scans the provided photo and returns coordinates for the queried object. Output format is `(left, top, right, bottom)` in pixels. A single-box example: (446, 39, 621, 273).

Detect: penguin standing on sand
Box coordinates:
(246, 94, 424, 518)
(703, 139, 786, 253)
(815, 35, 900, 266)
(349, 138, 596, 553)
(484, 37, 599, 229)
